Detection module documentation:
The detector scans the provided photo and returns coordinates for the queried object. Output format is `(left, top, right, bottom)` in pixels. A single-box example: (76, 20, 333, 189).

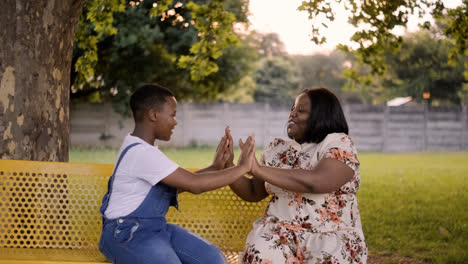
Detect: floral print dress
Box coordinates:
(242, 133, 367, 264)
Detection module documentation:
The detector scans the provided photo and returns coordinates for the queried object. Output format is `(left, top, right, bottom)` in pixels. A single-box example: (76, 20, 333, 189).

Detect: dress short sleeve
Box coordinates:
(319, 133, 360, 173)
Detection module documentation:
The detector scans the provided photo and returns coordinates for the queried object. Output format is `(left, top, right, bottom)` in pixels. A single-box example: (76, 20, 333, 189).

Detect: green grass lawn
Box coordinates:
(357, 153, 468, 264)
(70, 147, 468, 264)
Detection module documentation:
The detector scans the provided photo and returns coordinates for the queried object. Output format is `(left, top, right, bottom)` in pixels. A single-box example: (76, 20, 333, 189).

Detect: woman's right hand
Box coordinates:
(238, 134, 255, 172)
(251, 152, 261, 176)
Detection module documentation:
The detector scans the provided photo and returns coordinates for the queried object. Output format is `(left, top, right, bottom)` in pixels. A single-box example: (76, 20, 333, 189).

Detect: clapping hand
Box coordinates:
(224, 126, 235, 168)
(212, 126, 233, 170)
(238, 134, 256, 172)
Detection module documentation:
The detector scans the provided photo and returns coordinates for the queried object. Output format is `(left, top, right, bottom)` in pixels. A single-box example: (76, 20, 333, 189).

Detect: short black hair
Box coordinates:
(130, 84, 175, 121)
(293, 87, 349, 143)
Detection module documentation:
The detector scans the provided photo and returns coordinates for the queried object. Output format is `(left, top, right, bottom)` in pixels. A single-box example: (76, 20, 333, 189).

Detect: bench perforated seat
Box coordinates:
(0, 160, 268, 264)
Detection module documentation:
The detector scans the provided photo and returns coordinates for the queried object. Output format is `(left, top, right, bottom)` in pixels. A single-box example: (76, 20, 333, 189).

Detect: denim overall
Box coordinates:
(99, 143, 226, 264)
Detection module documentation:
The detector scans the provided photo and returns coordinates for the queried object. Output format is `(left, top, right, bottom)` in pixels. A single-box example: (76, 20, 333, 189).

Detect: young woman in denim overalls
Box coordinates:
(99, 84, 255, 264)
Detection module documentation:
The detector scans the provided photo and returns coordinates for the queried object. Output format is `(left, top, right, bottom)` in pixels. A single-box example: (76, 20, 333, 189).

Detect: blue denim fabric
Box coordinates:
(99, 217, 226, 264)
(99, 144, 226, 264)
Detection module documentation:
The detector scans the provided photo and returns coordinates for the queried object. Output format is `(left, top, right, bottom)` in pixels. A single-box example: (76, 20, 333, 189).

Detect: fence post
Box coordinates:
(381, 105, 389, 152)
(223, 102, 228, 125)
(223, 102, 231, 141)
(343, 104, 350, 121)
(263, 102, 270, 148)
(182, 103, 192, 146)
(343, 104, 350, 135)
(423, 104, 428, 151)
(462, 105, 467, 150)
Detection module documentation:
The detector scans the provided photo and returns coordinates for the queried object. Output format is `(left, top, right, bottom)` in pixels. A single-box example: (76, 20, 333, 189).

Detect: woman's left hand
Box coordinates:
(250, 152, 261, 175)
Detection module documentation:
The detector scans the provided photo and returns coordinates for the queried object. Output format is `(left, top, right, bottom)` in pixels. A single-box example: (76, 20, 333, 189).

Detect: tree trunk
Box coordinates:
(0, 0, 85, 161)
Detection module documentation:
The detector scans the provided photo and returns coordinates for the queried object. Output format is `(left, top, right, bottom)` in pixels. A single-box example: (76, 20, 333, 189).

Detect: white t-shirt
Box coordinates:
(104, 134, 179, 219)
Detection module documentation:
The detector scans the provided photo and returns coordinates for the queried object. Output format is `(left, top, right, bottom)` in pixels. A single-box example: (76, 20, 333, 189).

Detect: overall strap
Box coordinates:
(99, 142, 141, 216)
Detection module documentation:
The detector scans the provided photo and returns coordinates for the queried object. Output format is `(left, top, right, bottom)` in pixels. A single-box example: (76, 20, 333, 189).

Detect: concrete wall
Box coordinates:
(70, 103, 468, 151)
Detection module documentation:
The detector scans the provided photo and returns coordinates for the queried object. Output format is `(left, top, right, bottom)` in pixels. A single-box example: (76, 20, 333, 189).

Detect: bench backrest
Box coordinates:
(0, 159, 268, 261)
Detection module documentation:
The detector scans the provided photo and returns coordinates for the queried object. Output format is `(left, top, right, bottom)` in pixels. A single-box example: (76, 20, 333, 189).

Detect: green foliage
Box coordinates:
(340, 26, 468, 105)
(72, 0, 255, 114)
(460, 83, 468, 105)
(223, 0, 249, 23)
(299, 1, 468, 105)
(439, 0, 468, 79)
(74, 0, 126, 88)
(178, 0, 240, 81)
(216, 75, 256, 103)
(253, 56, 301, 104)
(233, 31, 303, 104)
(255, 32, 287, 57)
(293, 50, 364, 103)
(298, 0, 445, 76)
(381, 30, 467, 105)
(215, 32, 259, 103)
(149, 0, 172, 17)
(342, 63, 386, 104)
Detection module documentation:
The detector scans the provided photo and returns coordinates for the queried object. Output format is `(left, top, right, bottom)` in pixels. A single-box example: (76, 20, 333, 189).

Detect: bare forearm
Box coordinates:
(253, 158, 354, 193)
(229, 176, 268, 202)
(196, 164, 221, 173)
(253, 165, 317, 193)
(194, 165, 248, 194)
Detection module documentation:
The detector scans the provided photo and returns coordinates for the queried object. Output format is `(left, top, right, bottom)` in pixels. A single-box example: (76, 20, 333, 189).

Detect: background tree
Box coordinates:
(441, 0, 468, 104)
(241, 32, 301, 104)
(293, 50, 364, 103)
(0, 0, 249, 161)
(341, 53, 388, 104)
(253, 56, 301, 104)
(72, 0, 254, 115)
(3, 0, 467, 161)
(297, 0, 468, 90)
(380, 29, 467, 105)
(217, 31, 290, 103)
(296, 1, 467, 105)
(216, 75, 256, 103)
(216, 31, 259, 103)
(255, 32, 287, 57)
(341, 25, 467, 105)
(442, 0, 468, 78)
(299, 0, 445, 74)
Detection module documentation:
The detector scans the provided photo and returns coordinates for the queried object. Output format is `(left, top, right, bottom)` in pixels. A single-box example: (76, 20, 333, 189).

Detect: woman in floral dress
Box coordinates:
(229, 87, 367, 264)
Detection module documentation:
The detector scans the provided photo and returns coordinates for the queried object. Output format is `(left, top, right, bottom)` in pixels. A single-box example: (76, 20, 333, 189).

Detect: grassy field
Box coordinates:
(70, 147, 468, 264)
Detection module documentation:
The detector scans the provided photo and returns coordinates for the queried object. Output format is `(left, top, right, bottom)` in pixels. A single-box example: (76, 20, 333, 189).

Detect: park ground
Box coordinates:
(71, 148, 468, 264)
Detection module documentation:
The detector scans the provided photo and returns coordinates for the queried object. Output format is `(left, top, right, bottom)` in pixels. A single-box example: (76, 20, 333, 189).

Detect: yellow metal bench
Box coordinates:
(0, 159, 268, 264)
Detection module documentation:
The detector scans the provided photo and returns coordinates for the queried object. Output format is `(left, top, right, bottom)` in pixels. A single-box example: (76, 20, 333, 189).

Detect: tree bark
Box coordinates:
(0, 0, 85, 161)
